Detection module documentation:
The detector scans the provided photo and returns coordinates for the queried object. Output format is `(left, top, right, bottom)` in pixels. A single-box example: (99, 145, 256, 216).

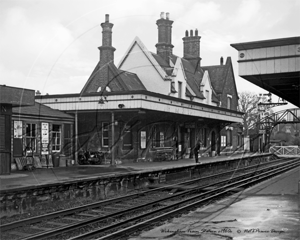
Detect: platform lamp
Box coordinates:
(98, 96, 108, 104)
(98, 97, 105, 104)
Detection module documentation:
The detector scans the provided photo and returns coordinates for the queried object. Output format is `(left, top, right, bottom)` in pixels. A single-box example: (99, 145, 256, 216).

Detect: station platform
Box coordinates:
(0, 153, 262, 191)
(129, 166, 300, 240)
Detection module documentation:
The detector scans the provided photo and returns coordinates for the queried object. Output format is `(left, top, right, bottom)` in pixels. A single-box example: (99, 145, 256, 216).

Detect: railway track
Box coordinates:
(1, 157, 299, 240)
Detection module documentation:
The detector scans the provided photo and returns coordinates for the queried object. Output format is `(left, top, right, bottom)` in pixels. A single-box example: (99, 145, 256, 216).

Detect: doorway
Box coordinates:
(211, 131, 216, 152)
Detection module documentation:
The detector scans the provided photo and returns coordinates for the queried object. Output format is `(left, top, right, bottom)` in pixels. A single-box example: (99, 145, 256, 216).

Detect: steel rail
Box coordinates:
(1, 158, 296, 240)
(0, 156, 284, 232)
(20, 159, 299, 240)
(76, 161, 300, 240)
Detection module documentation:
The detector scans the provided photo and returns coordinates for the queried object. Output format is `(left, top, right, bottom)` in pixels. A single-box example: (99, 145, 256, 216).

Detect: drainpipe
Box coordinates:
(111, 111, 115, 166)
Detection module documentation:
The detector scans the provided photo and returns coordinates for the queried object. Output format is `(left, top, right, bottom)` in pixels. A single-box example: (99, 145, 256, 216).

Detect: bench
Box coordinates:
(154, 147, 176, 161)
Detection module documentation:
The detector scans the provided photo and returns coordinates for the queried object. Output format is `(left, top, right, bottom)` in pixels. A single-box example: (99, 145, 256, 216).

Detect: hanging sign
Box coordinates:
(41, 122, 49, 155)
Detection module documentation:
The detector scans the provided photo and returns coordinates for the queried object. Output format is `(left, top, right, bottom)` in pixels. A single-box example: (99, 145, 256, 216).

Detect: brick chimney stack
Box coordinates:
(155, 12, 174, 64)
(98, 14, 116, 65)
(183, 29, 201, 66)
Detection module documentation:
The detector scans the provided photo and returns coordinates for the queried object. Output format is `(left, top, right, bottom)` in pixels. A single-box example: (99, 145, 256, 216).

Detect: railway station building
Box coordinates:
(36, 13, 243, 164)
(0, 85, 74, 174)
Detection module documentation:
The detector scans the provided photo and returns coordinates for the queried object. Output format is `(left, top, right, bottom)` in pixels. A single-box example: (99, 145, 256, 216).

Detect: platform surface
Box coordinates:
(129, 166, 300, 240)
(0, 153, 263, 191)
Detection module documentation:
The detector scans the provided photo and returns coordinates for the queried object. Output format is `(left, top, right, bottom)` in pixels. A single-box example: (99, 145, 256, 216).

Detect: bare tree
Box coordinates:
(238, 91, 261, 136)
(238, 91, 273, 136)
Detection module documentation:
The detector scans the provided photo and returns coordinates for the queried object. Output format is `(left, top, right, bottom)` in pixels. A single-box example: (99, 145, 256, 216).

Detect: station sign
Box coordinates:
(41, 122, 49, 155)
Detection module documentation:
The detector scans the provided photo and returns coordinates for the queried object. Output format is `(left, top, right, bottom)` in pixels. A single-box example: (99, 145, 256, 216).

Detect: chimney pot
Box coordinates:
(156, 12, 173, 64)
(220, 56, 224, 65)
(105, 14, 109, 22)
(166, 12, 170, 19)
(195, 29, 198, 36)
(190, 29, 193, 36)
(185, 30, 188, 37)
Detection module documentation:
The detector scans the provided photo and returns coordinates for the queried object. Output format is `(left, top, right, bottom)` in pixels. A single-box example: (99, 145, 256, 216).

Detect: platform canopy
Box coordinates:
(36, 90, 243, 124)
(231, 37, 300, 107)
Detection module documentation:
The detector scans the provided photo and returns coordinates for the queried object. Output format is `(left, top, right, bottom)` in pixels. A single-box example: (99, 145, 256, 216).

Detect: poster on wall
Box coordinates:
(141, 131, 146, 149)
(41, 122, 49, 155)
(14, 121, 22, 138)
(160, 132, 164, 147)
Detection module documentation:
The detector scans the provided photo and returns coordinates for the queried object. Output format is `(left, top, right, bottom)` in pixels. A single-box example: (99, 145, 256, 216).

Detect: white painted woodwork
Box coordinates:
(238, 44, 300, 76)
(198, 70, 217, 106)
(36, 93, 242, 123)
(169, 58, 187, 99)
(118, 37, 218, 107)
(118, 37, 169, 95)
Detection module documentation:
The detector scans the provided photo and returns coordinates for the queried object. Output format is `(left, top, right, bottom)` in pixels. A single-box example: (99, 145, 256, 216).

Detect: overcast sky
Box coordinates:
(0, 0, 299, 108)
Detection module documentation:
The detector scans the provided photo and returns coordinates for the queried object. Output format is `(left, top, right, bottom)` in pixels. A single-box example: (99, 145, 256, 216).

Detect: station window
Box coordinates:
(221, 135, 226, 147)
(25, 123, 36, 153)
(152, 125, 158, 147)
(160, 132, 164, 147)
(123, 125, 132, 150)
(52, 124, 61, 152)
(200, 128, 207, 148)
(102, 122, 109, 147)
(226, 129, 232, 146)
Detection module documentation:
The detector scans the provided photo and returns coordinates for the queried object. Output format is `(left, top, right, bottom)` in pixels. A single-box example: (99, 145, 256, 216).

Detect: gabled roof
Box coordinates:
(201, 65, 227, 94)
(118, 37, 167, 80)
(13, 101, 74, 119)
(81, 61, 146, 95)
(150, 52, 174, 76)
(201, 57, 238, 99)
(117, 69, 147, 91)
(181, 58, 205, 99)
(211, 91, 220, 103)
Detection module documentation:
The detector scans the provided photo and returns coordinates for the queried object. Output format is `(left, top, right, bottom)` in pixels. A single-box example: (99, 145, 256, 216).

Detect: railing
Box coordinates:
(269, 146, 300, 156)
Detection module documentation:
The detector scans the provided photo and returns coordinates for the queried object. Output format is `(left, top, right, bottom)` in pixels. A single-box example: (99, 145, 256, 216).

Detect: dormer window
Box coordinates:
(178, 81, 182, 98)
(206, 90, 210, 104)
(200, 85, 204, 92)
(171, 81, 177, 93)
(227, 94, 232, 110)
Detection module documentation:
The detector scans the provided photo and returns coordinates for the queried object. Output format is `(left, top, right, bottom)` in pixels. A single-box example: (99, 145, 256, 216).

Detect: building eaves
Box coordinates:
(231, 36, 300, 50)
(80, 61, 102, 95)
(12, 101, 74, 119)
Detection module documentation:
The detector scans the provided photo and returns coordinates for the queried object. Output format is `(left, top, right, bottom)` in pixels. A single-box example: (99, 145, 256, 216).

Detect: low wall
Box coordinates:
(0, 154, 277, 218)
